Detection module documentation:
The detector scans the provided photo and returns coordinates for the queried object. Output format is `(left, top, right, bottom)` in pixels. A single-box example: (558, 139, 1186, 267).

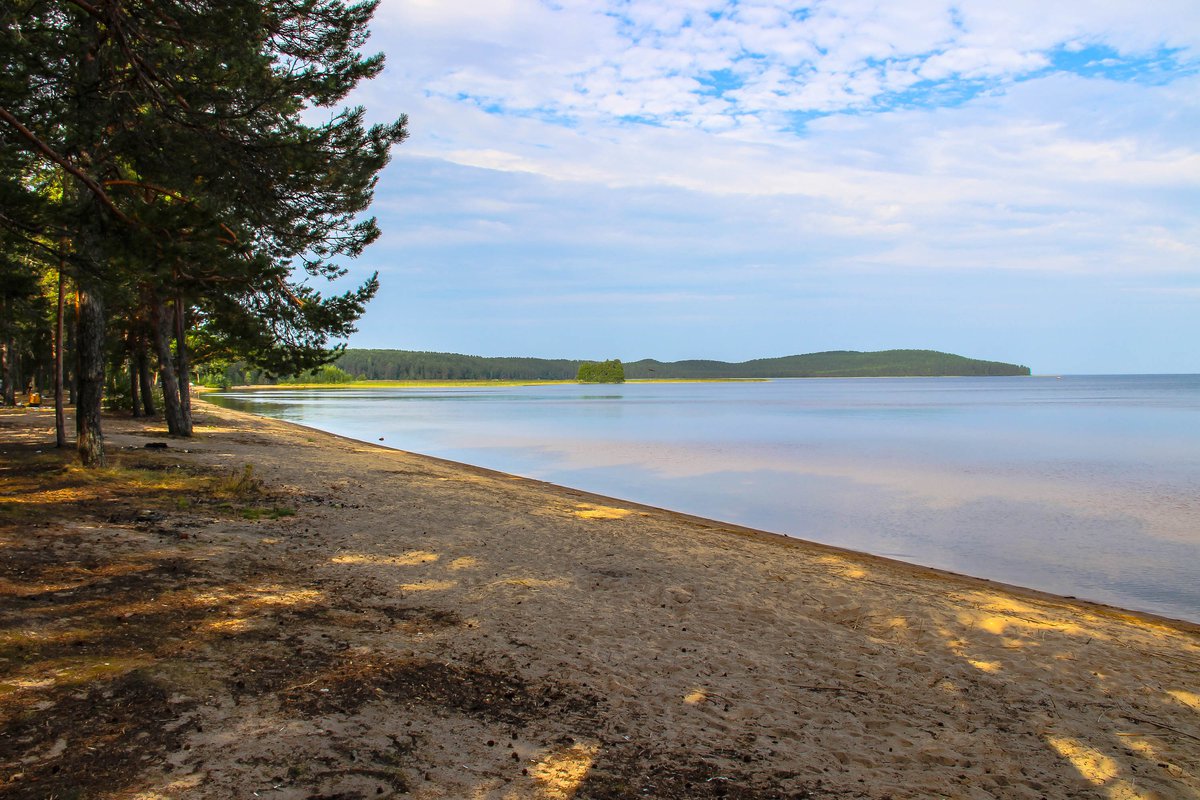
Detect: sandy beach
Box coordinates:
(2, 400, 1198, 799)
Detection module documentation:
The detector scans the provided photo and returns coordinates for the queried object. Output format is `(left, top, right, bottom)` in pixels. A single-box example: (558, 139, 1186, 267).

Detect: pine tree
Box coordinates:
(1, 0, 405, 463)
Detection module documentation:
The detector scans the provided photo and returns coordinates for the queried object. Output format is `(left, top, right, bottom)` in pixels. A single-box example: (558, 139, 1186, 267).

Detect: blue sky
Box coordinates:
(331, 0, 1200, 373)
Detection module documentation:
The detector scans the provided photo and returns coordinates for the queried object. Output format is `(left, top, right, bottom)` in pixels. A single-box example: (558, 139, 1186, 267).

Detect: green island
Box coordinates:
(576, 359, 626, 383)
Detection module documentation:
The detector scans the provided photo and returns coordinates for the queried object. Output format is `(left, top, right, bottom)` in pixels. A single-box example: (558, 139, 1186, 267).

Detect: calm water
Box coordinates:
(210, 376, 1200, 622)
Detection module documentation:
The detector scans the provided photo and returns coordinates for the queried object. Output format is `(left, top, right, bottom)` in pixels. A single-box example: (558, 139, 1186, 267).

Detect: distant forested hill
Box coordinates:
(625, 350, 1029, 378)
(335, 350, 580, 380)
(335, 349, 1029, 380)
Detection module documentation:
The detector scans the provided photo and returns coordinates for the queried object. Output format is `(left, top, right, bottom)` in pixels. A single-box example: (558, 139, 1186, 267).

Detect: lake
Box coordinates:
(209, 375, 1200, 622)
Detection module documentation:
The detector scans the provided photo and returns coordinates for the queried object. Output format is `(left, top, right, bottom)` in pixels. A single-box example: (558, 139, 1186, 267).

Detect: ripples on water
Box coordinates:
(210, 375, 1200, 622)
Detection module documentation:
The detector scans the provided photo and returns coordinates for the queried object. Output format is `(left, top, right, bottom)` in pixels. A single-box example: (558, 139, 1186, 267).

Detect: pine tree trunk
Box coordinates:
(137, 341, 156, 416)
(1, 338, 12, 406)
(12, 351, 22, 401)
(129, 355, 141, 418)
(151, 298, 186, 435)
(75, 280, 106, 467)
(70, 15, 109, 466)
(67, 300, 76, 406)
(174, 297, 193, 436)
(55, 263, 67, 447)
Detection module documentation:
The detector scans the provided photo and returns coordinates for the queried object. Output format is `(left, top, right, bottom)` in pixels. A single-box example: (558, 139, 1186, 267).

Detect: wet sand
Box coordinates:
(1, 400, 1198, 799)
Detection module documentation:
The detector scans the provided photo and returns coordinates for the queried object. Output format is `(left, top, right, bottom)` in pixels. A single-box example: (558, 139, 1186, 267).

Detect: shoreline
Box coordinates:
(2, 401, 1198, 798)
(224, 399, 1199, 633)
(206, 391, 1200, 628)
(207, 378, 773, 390)
(210, 374, 1030, 391)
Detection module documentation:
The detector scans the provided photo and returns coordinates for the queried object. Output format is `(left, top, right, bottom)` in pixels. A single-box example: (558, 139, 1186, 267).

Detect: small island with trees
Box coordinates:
(576, 359, 626, 383)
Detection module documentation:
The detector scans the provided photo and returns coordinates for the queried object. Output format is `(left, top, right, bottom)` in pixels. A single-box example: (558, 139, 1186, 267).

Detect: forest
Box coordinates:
(0, 0, 404, 465)
(331, 348, 1030, 381)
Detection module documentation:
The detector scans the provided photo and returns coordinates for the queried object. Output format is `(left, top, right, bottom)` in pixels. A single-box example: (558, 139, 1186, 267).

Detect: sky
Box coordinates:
(329, 0, 1200, 374)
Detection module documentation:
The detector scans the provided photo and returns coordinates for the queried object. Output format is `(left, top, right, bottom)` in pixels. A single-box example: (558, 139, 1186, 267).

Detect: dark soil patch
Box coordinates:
(576, 746, 841, 799)
(281, 655, 602, 726)
(227, 632, 341, 701)
(376, 604, 464, 631)
(0, 670, 195, 800)
(12, 556, 201, 601)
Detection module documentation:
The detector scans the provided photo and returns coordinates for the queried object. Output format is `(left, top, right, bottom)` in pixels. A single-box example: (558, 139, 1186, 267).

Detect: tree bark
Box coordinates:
(174, 296, 193, 436)
(55, 261, 67, 447)
(137, 340, 156, 416)
(75, 279, 106, 466)
(129, 354, 141, 418)
(0, 338, 12, 406)
(151, 297, 186, 435)
(68, 14, 104, 463)
(67, 292, 76, 405)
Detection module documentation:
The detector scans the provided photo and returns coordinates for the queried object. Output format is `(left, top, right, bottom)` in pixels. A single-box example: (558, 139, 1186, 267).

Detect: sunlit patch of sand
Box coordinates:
(1122, 736, 1166, 763)
(812, 554, 868, 580)
(0, 656, 149, 699)
(191, 585, 322, 609)
(572, 503, 632, 520)
(65, 582, 316, 628)
(331, 550, 439, 567)
(1167, 690, 1200, 712)
(0, 559, 162, 599)
(204, 618, 253, 634)
(528, 741, 600, 800)
(129, 773, 206, 799)
(940, 624, 1013, 675)
(74, 584, 320, 639)
(1120, 737, 1190, 780)
(399, 580, 457, 592)
(956, 595, 1091, 636)
(3, 487, 95, 504)
(448, 556, 479, 570)
(952, 600, 1092, 644)
(490, 577, 568, 590)
(0, 578, 79, 597)
(467, 577, 570, 602)
(0, 626, 99, 649)
(957, 614, 1012, 636)
(190, 589, 241, 605)
(249, 587, 323, 606)
(1046, 736, 1152, 799)
(2, 676, 55, 692)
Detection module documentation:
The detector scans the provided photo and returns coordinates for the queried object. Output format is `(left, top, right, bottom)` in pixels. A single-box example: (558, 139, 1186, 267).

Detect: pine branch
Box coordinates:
(0, 106, 132, 225)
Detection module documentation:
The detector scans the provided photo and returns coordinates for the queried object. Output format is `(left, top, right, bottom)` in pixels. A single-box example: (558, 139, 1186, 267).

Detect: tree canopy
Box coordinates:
(0, 0, 405, 463)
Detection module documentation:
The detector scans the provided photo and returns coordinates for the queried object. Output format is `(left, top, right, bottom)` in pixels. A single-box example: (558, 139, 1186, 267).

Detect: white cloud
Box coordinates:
(366, 0, 1200, 146)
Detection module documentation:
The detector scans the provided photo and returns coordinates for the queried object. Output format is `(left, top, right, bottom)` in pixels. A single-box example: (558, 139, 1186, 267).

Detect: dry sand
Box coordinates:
(1, 400, 1198, 799)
